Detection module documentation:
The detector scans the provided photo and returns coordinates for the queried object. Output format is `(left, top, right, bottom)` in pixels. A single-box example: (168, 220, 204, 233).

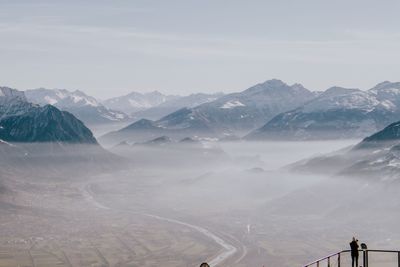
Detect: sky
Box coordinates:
(1, 0, 400, 99)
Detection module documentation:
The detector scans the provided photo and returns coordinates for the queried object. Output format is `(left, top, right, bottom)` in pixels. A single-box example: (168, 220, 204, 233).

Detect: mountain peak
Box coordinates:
(72, 89, 88, 95)
(244, 79, 288, 94)
(291, 83, 311, 93)
(25, 88, 129, 124)
(244, 79, 313, 96)
(0, 101, 97, 144)
(263, 79, 286, 85)
(292, 83, 305, 88)
(0, 87, 27, 101)
(321, 86, 360, 97)
(103, 91, 180, 115)
(122, 118, 158, 131)
(370, 81, 400, 91)
(26, 88, 100, 107)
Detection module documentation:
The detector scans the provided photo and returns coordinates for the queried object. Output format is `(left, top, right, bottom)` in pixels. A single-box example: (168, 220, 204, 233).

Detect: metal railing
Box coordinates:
(303, 249, 400, 267)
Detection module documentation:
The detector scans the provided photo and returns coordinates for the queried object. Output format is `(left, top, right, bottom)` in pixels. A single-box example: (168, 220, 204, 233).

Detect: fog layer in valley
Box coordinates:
(2, 139, 400, 267)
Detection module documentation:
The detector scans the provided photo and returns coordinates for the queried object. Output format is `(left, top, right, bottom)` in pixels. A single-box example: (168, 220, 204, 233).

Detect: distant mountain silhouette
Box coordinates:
(131, 92, 224, 120)
(103, 91, 180, 115)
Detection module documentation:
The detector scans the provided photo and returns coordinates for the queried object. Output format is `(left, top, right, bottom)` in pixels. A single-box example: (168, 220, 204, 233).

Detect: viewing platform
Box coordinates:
(303, 249, 400, 267)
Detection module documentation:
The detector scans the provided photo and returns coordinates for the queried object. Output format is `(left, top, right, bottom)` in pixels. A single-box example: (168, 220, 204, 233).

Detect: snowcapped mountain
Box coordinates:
(0, 87, 97, 144)
(26, 88, 99, 107)
(369, 81, 400, 108)
(25, 88, 129, 125)
(149, 79, 315, 134)
(247, 82, 400, 140)
(99, 79, 315, 145)
(0, 87, 31, 117)
(0, 87, 26, 100)
(131, 92, 224, 120)
(103, 91, 180, 115)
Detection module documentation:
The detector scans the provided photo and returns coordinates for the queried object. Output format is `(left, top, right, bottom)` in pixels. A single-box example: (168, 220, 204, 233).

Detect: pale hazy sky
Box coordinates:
(1, 0, 400, 99)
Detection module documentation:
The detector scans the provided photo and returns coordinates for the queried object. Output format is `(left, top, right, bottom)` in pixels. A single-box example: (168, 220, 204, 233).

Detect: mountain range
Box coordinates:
(24, 88, 223, 128)
(3, 79, 400, 179)
(25, 88, 129, 125)
(130, 92, 224, 120)
(0, 87, 123, 176)
(6, 79, 400, 147)
(247, 81, 400, 140)
(100, 79, 316, 145)
(102, 91, 180, 115)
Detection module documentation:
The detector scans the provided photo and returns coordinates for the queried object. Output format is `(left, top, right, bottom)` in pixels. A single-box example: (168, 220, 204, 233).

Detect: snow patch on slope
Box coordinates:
(220, 100, 246, 109)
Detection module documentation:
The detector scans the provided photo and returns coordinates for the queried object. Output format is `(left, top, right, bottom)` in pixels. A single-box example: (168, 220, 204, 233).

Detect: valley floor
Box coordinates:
(1, 141, 400, 267)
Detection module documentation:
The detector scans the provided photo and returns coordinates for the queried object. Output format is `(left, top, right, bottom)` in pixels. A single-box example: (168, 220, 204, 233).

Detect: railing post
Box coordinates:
(338, 252, 340, 267)
(327, 257, 330, 267)
(316, 261, 319, 267)
(363, 250, 366, 267)
(365, 250, 368, 267)
(398, 251, 400, 267)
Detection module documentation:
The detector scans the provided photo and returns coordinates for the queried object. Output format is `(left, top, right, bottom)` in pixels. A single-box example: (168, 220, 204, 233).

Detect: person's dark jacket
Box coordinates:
(350, 240, 359, 256)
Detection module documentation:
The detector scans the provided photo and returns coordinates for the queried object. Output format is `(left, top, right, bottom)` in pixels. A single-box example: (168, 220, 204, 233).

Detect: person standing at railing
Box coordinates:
(350, 237, 359, 267)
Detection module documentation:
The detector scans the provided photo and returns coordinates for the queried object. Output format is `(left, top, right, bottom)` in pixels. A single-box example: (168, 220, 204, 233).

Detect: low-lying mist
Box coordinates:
(1, 139, 400, 267)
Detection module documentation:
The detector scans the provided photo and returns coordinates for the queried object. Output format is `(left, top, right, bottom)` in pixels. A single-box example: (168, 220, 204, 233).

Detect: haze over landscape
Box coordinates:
(1, 1, 400, 267)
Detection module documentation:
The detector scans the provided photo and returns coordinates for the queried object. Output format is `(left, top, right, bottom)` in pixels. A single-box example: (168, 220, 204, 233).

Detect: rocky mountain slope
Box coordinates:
(291, 120, 400, 181)
(1, 87, 97, 144)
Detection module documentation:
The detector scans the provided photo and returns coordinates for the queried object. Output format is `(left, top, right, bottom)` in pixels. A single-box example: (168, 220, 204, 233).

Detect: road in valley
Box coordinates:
(82, 183, 244, 266)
